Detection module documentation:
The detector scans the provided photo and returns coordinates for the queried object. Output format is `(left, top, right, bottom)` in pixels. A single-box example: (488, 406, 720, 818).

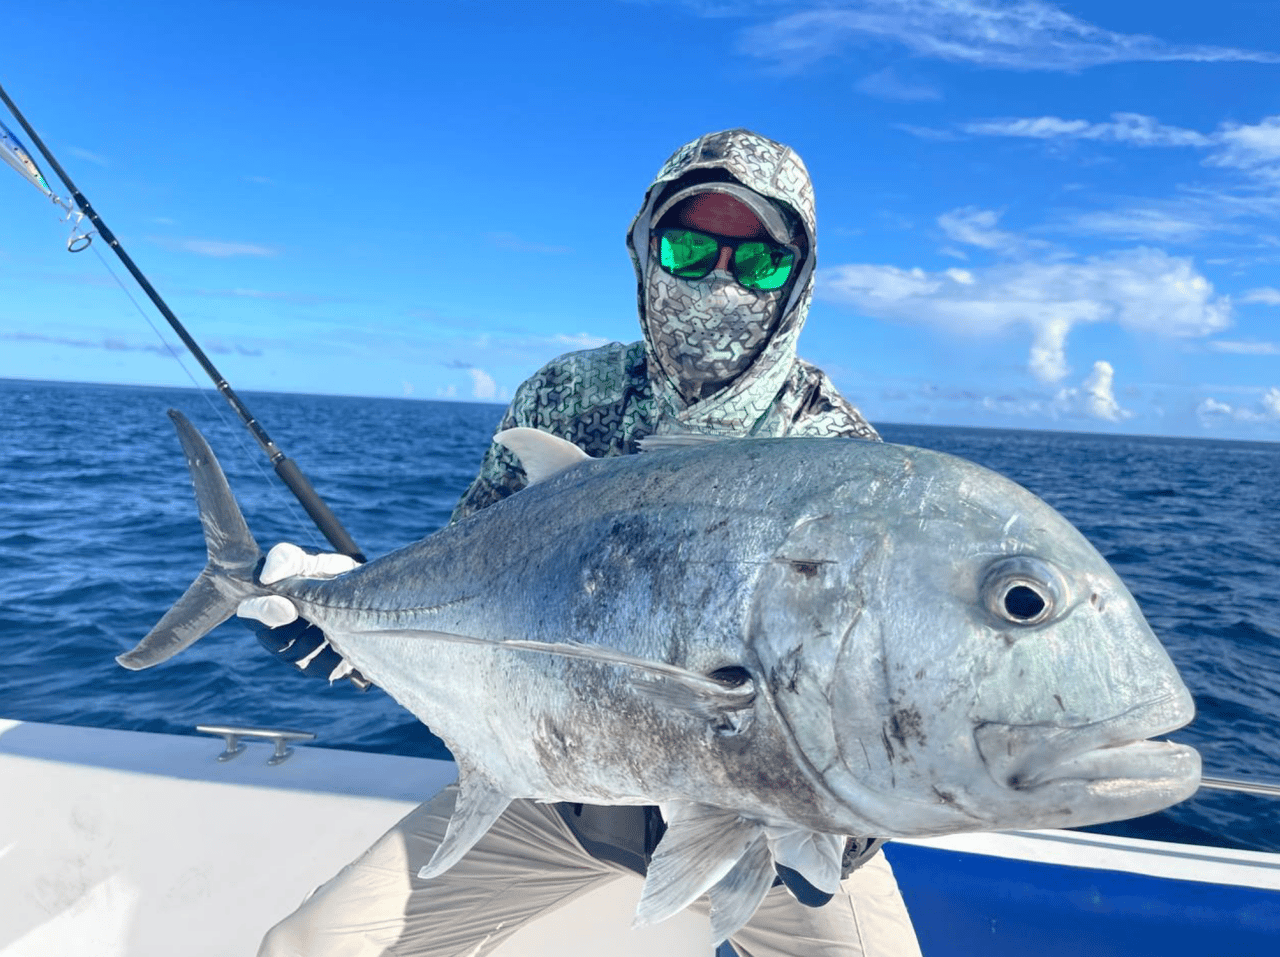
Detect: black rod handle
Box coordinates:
(274, 457, 366, 563)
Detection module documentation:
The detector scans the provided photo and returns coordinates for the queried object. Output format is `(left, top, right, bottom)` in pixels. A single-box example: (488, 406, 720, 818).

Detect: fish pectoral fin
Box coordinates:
(633, 803, 762, 932)
(417, 768, 511, 880)
(706, 836, 776, 944)
(629, 671, 756, 736)
(494, 427, 591, 484)
(762, 826, 846, 896)
(351, 629, 755, 734)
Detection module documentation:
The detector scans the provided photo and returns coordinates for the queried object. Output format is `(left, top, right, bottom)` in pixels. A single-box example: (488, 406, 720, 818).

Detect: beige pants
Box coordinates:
(258, 785, 921, 957)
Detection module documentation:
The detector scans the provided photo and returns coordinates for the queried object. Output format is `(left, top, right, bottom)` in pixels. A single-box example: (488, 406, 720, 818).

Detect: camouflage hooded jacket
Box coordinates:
(452, 129, 878, 522)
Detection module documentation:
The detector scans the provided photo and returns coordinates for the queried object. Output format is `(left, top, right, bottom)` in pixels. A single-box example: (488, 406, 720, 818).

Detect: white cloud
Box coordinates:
(1240, 287, 1280, 305)
(68, 146, 109, 166)
(1264, 387, 1280, 418)
(1197, 396, 1234, 418)
(1030, 318, 1073, 383)
(1206, 339, 1280, 355)
(738, 0, 1280, 72)
(819, 247, 1232, 383)
(937, 207, 1013, 250)
(955, 111, 1280, 189)
(1082, 361, 1130, 421)
(552, 332, 614, 350)
(955, 112, 1280, 196)
(1196, 388, 1280, 423)
(436, 384, 457, 398)
(936, 207, 1053, 257)
(152, 238, 279, 258)
(466, 367, 498, 400)
(893, 123, 959, 142)
(1065, 207, 1219, 244)
(960, 113, 1211, 147)
(855, 66, 941, 101)
(1061, 360, 1132, 422)
(1205, 117, 1280, 170)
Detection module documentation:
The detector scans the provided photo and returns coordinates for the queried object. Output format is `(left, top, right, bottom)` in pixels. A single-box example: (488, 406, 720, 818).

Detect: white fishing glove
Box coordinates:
(239, 543, 365, 686)
(238, 542, 359, 626)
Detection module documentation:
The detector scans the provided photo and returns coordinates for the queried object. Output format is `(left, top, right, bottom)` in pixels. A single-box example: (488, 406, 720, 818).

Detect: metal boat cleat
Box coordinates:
(196, 725, 316, 765)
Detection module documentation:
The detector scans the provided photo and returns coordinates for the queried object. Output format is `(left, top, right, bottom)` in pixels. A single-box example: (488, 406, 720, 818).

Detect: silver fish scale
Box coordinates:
(281, 439, 877, 819)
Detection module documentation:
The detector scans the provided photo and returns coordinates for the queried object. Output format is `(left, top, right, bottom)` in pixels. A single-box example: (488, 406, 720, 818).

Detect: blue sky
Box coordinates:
(3, 0, 1279, 441)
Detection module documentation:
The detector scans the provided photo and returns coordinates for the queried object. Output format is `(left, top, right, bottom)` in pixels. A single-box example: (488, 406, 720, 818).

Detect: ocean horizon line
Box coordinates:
(3, 375, 1275, 448)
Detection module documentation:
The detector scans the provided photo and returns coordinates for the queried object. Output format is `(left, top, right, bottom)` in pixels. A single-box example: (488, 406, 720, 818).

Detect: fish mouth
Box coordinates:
(975, 694, 1200, 798)
(1011, 737, 1199, 792)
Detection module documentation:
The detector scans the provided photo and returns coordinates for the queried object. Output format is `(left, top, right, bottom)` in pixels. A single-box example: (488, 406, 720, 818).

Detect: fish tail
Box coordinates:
(116, 410, 264, 670)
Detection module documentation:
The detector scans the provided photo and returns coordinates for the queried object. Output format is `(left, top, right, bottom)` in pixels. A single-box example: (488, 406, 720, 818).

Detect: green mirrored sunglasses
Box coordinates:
(655, 228, 798, 292)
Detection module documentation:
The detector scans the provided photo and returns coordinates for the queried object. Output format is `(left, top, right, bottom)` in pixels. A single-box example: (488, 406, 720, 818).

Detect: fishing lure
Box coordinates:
(1, 116, 54, 196)
(1, 116, 93, 249)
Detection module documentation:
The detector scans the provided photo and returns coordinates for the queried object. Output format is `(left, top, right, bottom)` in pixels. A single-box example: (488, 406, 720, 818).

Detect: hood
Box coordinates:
(627, 129, 818, 436)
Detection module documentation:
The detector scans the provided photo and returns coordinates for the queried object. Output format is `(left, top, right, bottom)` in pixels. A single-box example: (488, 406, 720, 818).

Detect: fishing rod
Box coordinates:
(1200, 776, 1280, 799)
(0, 81, 365, 562)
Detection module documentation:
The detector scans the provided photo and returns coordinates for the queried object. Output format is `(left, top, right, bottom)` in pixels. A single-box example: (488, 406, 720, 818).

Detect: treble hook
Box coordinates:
(56, 198, 94, 252)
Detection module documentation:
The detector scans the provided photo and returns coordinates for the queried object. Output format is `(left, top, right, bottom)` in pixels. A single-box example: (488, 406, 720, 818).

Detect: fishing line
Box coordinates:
(1, 79, 364, 560)
(85, 239, 325, 551)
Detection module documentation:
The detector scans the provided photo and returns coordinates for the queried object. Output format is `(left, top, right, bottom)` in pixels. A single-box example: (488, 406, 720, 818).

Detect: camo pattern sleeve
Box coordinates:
(449, 342, 655, 524)
(783, 360, 881, 441)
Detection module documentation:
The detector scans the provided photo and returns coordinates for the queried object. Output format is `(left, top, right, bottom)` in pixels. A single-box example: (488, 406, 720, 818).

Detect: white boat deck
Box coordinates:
(4, 718, 1279, 956)
(0, 719, 707, 956)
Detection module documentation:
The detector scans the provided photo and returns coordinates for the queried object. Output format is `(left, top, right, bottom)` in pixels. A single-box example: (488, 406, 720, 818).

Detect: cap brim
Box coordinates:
(650, 182, 793, 245)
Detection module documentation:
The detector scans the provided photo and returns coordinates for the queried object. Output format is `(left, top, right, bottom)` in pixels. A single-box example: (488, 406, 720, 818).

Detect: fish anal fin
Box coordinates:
(633, 803, 760, 930)
(494, 428, 591, 485)
(417, 770, 511, 880)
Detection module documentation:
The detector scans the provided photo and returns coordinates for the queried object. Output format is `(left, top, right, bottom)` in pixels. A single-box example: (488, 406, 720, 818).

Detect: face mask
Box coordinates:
(644, 266, 784, 403)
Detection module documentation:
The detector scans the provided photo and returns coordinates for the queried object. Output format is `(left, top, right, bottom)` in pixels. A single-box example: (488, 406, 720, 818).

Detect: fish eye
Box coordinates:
(1002, 584, 1047, 621)
(982, 556, 1065, 627)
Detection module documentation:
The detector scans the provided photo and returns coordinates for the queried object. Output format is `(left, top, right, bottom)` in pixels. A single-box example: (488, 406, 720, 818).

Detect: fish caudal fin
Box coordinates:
(116, 410, 263, 670)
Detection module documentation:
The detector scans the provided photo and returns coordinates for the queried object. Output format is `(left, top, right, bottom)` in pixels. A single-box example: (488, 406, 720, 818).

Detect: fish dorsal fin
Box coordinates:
(417, 766, 511, 880)
(705, 836, 775, 944)
(633, 803, 762, 933)
(638, 432, 725, 452)
(495, 427, 591, 484)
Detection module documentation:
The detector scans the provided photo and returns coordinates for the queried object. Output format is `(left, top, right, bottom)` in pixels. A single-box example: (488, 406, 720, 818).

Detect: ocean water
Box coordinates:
(1, 378, 1277, 854)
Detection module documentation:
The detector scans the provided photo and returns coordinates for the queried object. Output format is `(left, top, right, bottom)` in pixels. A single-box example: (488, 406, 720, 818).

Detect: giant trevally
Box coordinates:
(119, 411, 1200, 942)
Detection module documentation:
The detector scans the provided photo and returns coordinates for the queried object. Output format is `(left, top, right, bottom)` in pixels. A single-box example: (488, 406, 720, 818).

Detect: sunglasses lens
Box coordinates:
(659, 230, 719, 278)
(734, 242, 794, 291)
